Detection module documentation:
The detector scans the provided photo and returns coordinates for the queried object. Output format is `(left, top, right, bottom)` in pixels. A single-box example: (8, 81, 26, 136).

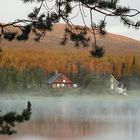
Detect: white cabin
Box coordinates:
(110, 74, 128, 95)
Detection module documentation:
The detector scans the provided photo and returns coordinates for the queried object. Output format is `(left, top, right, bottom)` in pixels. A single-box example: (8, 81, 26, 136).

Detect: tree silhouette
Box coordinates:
(0, 0, 140, 57)
(0, 101, 31, 135)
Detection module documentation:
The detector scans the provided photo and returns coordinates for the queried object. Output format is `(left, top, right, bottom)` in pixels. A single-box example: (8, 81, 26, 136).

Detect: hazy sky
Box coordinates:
(0, 0, 140, 40)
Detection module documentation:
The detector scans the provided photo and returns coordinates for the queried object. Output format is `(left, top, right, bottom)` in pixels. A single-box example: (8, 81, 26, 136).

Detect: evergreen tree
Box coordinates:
(121, 62, 126, 79)
(31, 67, 46, 88)
(76, 62, 89, 86)
(112, 62, 118, 78)
(0, 67, 9, 91)
(7, 79, 14, 93)
(16, 72, 25, 90)
(129, 56, 138, 88)
(130, 56, 136, 77)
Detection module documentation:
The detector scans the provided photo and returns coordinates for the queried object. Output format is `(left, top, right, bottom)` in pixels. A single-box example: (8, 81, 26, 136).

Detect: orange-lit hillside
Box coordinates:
(0, 24, 140, 77)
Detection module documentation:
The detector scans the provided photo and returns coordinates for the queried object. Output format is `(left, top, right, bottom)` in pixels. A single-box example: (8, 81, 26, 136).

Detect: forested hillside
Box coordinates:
(0, 24, 140, 92)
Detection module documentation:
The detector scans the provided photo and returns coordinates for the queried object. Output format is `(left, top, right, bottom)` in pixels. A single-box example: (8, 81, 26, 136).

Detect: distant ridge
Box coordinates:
(0, 24, 140, 54)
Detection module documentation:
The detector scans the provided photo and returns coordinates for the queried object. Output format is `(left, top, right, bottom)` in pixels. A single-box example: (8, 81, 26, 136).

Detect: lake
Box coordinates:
(0, 95, 140, 140)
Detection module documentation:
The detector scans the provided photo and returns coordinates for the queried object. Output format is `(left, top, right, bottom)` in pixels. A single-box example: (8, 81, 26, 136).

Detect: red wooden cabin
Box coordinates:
(47, 72, 75, 88)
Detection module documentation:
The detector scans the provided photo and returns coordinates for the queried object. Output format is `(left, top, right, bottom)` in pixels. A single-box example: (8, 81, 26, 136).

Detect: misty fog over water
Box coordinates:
(0, 95, 140, 140)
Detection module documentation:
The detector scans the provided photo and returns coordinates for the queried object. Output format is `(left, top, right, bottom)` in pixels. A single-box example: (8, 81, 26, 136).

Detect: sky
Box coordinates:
(0, 0, 140, 41)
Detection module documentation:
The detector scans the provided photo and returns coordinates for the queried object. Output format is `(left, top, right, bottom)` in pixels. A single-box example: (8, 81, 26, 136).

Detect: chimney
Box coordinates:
(55, 70, 58, 75)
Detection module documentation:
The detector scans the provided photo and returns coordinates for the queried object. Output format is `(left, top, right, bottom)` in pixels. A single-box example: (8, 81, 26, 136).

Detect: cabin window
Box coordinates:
(57, 84, 60, 88)
(61, 84, 65, 87)
(63, 80, 66, 83)
(73, 84, 78, 88)
(52, 84, 57, 88)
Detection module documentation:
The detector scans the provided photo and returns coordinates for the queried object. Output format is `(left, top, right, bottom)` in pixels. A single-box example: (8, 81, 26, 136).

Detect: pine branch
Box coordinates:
(0, 101, 32, 135)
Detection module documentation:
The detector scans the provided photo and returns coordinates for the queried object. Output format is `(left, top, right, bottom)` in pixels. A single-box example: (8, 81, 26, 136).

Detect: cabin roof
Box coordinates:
(110, 74, 119, 85)
(47, 74, 60, 84)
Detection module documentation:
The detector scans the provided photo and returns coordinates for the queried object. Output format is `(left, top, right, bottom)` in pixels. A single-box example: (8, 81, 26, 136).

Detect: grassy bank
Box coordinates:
(0, 87, 140, 98)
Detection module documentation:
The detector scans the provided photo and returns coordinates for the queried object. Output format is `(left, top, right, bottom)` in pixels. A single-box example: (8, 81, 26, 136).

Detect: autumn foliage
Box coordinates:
(0, 46, 140, 77)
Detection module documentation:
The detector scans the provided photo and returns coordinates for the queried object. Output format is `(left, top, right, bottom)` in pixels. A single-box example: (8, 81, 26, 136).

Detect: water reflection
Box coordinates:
(0, 96, 140, 140)
(16, 118, 103, 139)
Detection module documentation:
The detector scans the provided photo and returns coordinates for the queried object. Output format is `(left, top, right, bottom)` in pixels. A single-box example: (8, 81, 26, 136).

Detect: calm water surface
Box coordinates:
(0, 95, 140, 140)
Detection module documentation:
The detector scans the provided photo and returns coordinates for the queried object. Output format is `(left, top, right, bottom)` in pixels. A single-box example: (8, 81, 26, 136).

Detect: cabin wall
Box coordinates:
(51, 83, 73, 88)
